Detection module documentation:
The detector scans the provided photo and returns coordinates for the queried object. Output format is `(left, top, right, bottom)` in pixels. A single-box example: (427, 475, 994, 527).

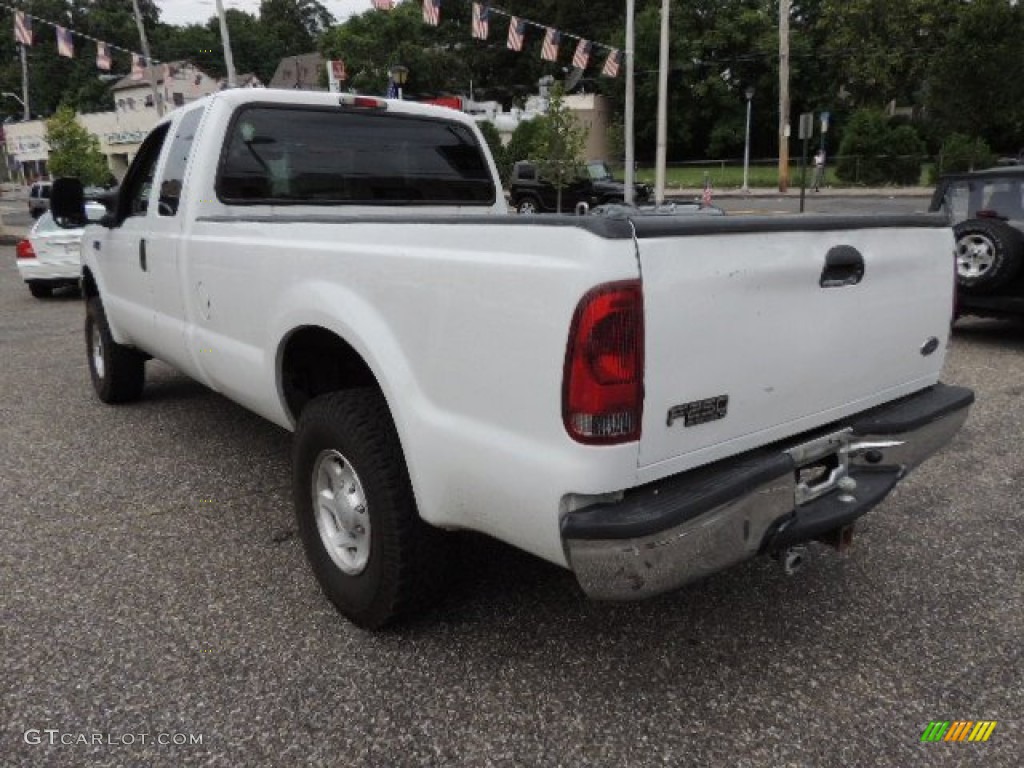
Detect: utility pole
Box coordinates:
(624, 0, 635, 204)
(131, 0, 164, 116)
(654, 0, 670, 204)
(19, 45, 30, 121)
(778, 0, 790, 192)
(215, 0, 238, 88)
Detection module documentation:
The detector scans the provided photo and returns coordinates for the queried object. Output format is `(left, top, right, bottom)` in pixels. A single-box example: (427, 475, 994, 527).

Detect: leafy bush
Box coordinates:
(885, 125, 927, 185)
(931, 133, 995, 181)
(836, 110, 893, 185)
(504, 118, 544, 176)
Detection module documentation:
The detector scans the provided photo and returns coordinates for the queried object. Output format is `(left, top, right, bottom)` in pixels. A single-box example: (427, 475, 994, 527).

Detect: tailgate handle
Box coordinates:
(820, 245, 864, 287)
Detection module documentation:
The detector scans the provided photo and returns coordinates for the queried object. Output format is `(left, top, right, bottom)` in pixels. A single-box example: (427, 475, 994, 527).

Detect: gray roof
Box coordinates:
(269, 52, 324, 90)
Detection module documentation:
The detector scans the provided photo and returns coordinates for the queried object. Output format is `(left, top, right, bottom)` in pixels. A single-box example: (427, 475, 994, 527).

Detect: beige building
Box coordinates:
(4, 62, 251, 182)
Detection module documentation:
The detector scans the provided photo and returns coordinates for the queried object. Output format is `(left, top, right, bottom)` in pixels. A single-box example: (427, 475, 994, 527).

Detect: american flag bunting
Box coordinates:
(601, 49, 621, 78)
(507, 17, 525, 52)
(371, 0, 394, 10)
(56, 26, 73, 58)
(385, 78, 399, 99)
(572, 39, 591, 70)
(471, 3, 489, 40)
(14, 11, 32, 46)
(96, 41, 111, 70)
(702, 181, 713, 206)
(541, 28, 560, 62)
(422, 0, 440, 26)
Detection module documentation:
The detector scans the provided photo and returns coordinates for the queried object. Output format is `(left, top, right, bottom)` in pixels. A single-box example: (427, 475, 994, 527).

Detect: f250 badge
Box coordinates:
(667, 395, 729, 427)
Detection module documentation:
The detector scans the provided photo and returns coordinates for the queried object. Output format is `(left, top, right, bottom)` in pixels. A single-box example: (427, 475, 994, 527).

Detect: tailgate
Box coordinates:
(634, 214, 954, 470)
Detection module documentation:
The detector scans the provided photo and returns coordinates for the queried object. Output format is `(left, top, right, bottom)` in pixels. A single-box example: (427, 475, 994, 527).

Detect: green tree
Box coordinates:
(531, 85, 586, 212)
(45, 106, 108, 185)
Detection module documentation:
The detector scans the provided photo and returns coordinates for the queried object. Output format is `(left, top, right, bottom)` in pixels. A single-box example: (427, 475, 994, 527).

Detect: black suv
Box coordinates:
(509, 160, 651, 214)
(930, 166, 1024, 317)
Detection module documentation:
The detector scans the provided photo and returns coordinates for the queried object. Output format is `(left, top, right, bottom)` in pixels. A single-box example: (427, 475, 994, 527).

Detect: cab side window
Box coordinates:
(157, 109, 203, 217)
(120, 124, 169, 219)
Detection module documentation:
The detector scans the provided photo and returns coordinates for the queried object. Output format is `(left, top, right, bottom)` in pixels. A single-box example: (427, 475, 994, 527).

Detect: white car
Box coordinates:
(15, 203, 105, 298)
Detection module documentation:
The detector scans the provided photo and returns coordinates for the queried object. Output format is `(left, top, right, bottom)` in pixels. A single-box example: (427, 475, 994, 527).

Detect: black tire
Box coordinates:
(954, 219, 1024, 294)
(293, 388, 449, 629)
(28, 282, 52, 299)
(30, 208, 42, 220)
(516, 195, 541, 215)
(85, 297, 146, 403)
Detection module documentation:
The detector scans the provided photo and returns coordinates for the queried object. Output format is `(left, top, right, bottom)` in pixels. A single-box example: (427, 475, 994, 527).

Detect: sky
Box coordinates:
(155, 1, 366, 27)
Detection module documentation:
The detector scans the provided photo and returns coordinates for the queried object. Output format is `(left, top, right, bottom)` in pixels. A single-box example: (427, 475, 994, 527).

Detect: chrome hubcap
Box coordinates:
(956, 234, 995, 278)
(312, 449, 371, 575)
(519, 201, 537, 214)
(91, 324, 105, 379)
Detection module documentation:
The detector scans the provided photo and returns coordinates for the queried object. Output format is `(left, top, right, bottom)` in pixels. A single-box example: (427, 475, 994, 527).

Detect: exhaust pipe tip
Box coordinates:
(777, 545, 808, 576)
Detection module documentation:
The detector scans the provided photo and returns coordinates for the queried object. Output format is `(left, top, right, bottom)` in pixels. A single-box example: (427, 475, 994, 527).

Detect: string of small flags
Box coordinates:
(373, 1, 623, 78)
(2, 1, 158, 78)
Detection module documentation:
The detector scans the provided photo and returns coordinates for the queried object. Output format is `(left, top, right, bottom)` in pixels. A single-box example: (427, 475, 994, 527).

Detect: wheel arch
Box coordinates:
(276, 324, 382, 426)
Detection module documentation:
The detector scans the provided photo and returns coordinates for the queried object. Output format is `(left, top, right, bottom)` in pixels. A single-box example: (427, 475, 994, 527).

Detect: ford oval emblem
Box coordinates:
(920, 337, 940, 356)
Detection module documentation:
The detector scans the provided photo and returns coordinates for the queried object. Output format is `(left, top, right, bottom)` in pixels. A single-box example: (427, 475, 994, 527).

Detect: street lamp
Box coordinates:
(389, 65, 409, 100)
(741, 86, 755, 193)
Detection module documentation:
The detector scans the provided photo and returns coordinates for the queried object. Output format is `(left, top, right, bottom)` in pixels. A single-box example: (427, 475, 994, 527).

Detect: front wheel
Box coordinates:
(85, 297, 146, 403)
(516, 196, 540, 215)
(293, 389, 449, 629)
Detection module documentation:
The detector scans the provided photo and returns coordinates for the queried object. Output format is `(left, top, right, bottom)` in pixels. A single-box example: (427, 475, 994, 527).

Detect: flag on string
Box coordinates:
(96, 41, 111, 70)
(131, 53, 145, 81)
(14, 11, 32, 46)
(422, 0, 440, 26)
(572, 39, 592, 70)
(601, 49, 621, 78)
(56, 26, 74, 58)
(507, 17, 525, 52)
(471, 3, 489, 40)
(371, 0, 393, 10)
(385, 78, 399, 99)
(541, 28, 560, 62)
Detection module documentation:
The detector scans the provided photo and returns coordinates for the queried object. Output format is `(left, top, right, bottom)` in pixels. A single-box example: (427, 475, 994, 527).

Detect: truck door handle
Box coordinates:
(139, 239, 147, 272)
(820, 245, 864, 287)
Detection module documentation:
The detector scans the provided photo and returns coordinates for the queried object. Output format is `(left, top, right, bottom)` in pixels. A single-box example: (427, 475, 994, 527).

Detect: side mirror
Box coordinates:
(50, 177, 86, 228)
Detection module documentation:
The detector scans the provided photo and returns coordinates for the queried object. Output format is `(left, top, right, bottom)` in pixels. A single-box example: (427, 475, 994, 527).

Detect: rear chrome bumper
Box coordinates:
(562, 383, 973, 600)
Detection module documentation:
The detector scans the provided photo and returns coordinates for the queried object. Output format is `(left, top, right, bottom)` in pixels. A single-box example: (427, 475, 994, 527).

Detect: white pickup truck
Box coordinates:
(51, 89, 973, 629)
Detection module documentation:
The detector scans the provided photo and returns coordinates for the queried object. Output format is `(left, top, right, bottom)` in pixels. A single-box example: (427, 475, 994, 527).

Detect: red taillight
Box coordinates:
(563, 280, 644, 444)
(16, 239, 35, 259)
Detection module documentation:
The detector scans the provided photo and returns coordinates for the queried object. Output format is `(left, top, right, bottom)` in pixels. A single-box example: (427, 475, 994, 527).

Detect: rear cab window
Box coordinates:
(215, 105, 495, 206)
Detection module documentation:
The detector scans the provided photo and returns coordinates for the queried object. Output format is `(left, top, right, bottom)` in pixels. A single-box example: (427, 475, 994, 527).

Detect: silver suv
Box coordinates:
(28, 181, 51, 219)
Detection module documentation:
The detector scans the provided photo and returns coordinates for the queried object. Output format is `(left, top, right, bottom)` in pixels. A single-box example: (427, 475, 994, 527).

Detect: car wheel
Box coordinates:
(954, 219, 1024, 294)
(85, 297, 146, 403)
(30, 208, 42, 220)
(28, 282, 52, 299)
(516, 197, 540, 215)
(293, 388, 450, 629)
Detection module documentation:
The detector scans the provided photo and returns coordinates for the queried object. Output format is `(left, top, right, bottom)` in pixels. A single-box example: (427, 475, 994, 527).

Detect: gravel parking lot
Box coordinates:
(1, 246, 1020, 767)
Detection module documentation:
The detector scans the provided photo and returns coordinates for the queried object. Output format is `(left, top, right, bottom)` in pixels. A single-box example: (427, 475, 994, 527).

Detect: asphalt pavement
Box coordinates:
(1, 227, 1021, 766)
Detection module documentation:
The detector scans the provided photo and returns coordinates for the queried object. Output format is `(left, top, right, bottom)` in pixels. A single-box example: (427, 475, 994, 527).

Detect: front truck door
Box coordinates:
(91, 124, 170, 354)
(144, 106, 205, 375)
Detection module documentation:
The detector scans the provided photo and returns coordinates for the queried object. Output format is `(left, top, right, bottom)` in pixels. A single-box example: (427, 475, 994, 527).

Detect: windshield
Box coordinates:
(586, 161, 613, 181)
(944, 178, 1024, 224)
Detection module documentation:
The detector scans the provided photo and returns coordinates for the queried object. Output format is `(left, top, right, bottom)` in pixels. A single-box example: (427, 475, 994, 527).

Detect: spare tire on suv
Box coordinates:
(953, 218, 1023, 294)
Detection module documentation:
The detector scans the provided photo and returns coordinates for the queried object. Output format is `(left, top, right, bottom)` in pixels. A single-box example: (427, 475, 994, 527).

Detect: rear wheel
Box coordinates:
(85, 297, 146, 403)
(28, 282, 52, 299)
(954, 219, 1024, 294)
(293, 388, 449, 629)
